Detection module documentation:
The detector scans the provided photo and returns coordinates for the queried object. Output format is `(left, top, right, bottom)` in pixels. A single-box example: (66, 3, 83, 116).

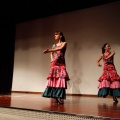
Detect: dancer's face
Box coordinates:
(54, 33, 61, 41)
(105, 44, 111, 51)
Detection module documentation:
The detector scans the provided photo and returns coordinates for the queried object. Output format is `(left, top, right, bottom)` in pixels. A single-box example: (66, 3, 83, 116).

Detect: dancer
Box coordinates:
(97, 43, 120, 102)
(42, 31, 70, 104)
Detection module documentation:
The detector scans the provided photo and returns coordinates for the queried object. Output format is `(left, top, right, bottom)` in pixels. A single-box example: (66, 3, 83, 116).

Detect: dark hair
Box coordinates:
(54, 31, 65, 42)
(102, 43, 108, 54)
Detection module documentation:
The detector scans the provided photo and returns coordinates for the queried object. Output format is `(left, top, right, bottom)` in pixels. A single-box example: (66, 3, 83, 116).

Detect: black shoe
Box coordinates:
(59, 98, 64, 104)
(55, 98, 59, 104)
(56, 98, 64, 104)
(103, 95, 106, 98)
(113, 97, 118, 103)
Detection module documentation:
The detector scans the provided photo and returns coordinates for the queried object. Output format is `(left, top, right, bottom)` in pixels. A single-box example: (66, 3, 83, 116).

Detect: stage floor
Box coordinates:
(0, 93, 120, 119)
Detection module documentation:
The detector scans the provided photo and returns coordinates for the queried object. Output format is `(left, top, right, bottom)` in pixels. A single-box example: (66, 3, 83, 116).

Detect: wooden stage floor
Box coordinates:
(0, 93, 120, 119)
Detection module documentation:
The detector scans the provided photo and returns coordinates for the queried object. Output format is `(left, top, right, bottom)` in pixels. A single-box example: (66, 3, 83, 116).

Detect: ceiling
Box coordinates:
(1, 0, 119, 24)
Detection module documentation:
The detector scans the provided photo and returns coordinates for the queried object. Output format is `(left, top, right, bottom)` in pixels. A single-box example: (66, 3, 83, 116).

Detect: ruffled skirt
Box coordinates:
(42, 62, 70, 99)
(98, 67, 120, 97)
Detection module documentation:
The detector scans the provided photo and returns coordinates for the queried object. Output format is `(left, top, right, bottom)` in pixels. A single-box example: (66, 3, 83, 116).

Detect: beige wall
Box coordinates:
(12, 1, 120, 95)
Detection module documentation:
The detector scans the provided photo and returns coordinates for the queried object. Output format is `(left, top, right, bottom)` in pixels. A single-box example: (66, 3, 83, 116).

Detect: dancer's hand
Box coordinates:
(98, 63, 102, 67)
(43, 48, 49, 54)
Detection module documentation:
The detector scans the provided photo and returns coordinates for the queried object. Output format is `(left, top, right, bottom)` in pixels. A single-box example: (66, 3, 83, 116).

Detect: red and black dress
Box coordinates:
(42, 44, 70, 99)
(98, 53, 120, 97)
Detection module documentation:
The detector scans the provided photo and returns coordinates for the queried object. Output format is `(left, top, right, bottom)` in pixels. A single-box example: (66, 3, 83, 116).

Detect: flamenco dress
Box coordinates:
(98, 53, 120, 97)
(42, 44, 70, 99)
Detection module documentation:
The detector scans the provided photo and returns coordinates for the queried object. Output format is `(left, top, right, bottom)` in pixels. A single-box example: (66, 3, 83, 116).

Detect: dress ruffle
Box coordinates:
(46, 62, 69, 89)
(46, 78, 67, 89)
(98, 64, 120, 82)
(42, 87, 66, 99)
(47, 62, 70, 81)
